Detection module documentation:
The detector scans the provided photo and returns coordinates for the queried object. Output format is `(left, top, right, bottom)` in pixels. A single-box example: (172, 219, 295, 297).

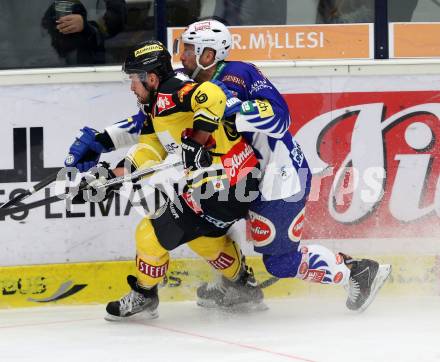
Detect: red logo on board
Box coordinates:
(285, 90, 440, 239)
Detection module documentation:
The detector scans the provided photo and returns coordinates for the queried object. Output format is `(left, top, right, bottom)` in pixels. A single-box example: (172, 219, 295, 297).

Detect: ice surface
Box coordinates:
(0, 296, 439, 362)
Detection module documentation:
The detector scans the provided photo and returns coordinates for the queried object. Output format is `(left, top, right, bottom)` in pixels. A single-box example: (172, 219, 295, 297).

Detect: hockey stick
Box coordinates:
(0, 160, 183, 218)
(94, 160, 183, 189)
(0, 168, 62, 210)
(259, 276, 280, 289)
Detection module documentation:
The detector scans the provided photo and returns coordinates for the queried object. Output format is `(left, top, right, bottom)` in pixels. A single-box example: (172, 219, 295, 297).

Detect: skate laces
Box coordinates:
(206, 274, 227, 293)
(120, 290, 146, 313)
(244, 267, 258, 287)
(204, 266, 258, 293)
(347, 277, 361, 303)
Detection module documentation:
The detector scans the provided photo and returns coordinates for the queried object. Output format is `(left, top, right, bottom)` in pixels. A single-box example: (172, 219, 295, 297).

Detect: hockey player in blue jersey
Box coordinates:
(174, 19, 392, 312)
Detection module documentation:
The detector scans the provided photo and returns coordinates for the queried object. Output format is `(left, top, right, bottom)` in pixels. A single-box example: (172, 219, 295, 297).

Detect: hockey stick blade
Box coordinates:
(0, 168, 62, 210)
(0, 161, 183, 218)
(259, 276, 280, 289)
(0, 194, 68, 217)
(94, 160, 183, 189)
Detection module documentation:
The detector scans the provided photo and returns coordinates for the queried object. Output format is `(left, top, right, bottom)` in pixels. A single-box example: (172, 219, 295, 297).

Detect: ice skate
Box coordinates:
(105, 275, 159, 321)
(343, 255, 392, 312)
(197, 262, 266, 312)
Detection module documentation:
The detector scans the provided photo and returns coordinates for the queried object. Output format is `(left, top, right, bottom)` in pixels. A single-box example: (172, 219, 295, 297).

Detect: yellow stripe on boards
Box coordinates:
(0, 255, 434, 309)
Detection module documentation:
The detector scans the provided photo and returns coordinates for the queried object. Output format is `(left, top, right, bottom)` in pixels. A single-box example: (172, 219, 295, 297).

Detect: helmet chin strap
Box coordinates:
(138, 82, 156, 114)
(190, 67, 202, 80)
(138, 100, 148, 115)
(191, 54, 217, 80)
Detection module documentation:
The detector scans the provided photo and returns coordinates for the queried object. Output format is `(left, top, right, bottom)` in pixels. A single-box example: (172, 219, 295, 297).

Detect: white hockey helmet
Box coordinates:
(175, 19, 232, 77)
(181, 19, 232, 62)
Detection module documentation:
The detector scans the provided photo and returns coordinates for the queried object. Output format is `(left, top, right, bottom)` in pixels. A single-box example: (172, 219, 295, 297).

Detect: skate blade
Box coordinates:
(197, 299, 268, 313)
(227, 301, 269, 313)
(104, 309, 159, 322)
(196, 299, 218, 309)
(357, 264, 392, 313)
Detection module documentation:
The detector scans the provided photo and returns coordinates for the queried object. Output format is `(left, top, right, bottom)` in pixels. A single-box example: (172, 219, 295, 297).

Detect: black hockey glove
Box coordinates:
(181, 129, 216, 171)
(72, 162, 119, 204)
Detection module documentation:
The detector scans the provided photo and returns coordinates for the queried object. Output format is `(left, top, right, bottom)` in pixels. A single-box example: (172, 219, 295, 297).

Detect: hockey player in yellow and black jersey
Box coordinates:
(64, 40, 265, 320)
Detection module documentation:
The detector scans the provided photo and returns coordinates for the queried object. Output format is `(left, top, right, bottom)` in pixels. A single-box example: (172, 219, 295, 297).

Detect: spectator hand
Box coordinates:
(56, 14, 84, 34)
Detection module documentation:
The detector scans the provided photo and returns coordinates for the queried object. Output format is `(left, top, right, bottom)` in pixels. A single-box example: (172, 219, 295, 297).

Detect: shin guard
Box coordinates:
(296, 245, 350, 285)
(263, 245, 350, 285)
(135, 218, 170, 289)
(187, 235, 242, 281)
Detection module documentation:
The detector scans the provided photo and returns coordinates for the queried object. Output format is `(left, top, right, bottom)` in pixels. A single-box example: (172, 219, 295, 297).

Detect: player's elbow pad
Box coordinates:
(105, 115, 144, 149)
(235, 113, 290, 138)
(235, 101, 290, 138)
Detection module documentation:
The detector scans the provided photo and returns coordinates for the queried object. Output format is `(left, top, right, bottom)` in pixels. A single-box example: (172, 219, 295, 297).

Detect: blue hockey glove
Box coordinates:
(210, 79, 242, 117)
(65, 127, 111, 172)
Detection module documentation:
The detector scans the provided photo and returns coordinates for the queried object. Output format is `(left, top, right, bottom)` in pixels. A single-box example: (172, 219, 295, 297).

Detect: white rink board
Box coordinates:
(1, 70, 439, 266)
(0, 82, 149, 265)
(0, 81, 253, 266)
